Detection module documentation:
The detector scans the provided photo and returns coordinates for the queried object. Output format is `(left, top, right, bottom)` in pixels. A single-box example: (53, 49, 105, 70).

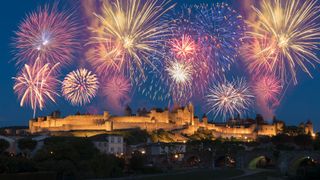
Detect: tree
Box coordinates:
(18, 138, 37, 157)
(294, 134, 312, 149)
(90, 154, 124, 178)
(0, 139, 9, 154)
(129, 151, 146, 172)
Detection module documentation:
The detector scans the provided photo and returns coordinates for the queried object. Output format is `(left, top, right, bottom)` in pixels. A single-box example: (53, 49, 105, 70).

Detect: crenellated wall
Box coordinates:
(29, 104, 313, 140)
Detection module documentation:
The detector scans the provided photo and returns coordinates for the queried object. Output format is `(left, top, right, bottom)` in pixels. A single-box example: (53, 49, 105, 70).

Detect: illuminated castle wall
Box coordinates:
(29, 103, 313, 140)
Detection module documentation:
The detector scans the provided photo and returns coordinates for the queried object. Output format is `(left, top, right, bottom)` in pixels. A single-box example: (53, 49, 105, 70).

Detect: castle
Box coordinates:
(29, 103, 314, 140)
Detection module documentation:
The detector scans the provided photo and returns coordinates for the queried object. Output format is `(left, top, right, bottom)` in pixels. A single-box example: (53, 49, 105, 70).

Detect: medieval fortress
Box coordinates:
(29, 103, 314, 140)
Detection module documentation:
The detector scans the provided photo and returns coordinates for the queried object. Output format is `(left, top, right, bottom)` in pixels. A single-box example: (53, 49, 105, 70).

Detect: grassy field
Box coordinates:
(129, 168, 244, 180)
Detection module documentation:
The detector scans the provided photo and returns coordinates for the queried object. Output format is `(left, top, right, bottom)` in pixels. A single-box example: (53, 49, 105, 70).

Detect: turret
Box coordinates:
(202, 114, 208, 125)
(124, 105, 132, 116)
(37, 117, 45, 122)
(51, 110, 61, 118)
(103, 111, 110, 118)
(305, 120, 314, 135)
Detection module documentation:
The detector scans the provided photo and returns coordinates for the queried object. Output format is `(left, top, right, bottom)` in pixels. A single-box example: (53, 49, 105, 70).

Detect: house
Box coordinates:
(90, 134, 125, 156)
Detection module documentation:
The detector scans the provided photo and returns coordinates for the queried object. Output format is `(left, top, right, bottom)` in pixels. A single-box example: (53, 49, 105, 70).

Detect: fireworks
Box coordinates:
(246, 0, 320, 84)
(13, 4, 79, 67)
(165, 60, 193, 102)
(206, 78, 254, 120)
(253, 75, 282, 109)
(87, 0, 174, 79)
(196, 3, 246, 70)
(169, 35, 197, 60)
(62, 69, 99, 106)
(241, 36, 277, 76)
(13, 58, 60, 117)
(103, 75, 132, 109)
(165, 5, 218, 99)
(137, 65, 170, 101)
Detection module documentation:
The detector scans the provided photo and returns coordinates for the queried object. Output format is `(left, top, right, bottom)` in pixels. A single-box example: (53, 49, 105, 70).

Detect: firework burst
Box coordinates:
(253, 75, 282, 109)
(246, 0, 320, 84)
(196, 3, 246, 71)
(13, 4, 79, 67)
(62, 69, 99, 106)
(13, 58, 60, 117)
(165, 60, 193, 103)
(87, 0, 174, 80)
(206, 78, 254, 120)
(103, 75, 131, 102)
(102, 74, 132, 114)
(169, 35, 197, 60)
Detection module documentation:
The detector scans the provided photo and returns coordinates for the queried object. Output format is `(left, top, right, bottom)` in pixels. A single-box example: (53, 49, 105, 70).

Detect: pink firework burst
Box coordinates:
(253, 75, 283, 109)
(13, 4, 79, 67)
(103, 75, 132, 113)
(13, 58, 60, 117)
(103, 75, 132, 102)
(169, 35, 197, 60)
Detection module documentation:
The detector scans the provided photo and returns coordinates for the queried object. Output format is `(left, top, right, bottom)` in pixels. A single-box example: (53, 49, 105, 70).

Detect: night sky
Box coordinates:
(0, 0, 319, 131)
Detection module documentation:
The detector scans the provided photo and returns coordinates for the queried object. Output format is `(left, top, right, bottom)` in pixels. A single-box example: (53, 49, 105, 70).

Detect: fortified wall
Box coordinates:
(29, 103, 314, 140)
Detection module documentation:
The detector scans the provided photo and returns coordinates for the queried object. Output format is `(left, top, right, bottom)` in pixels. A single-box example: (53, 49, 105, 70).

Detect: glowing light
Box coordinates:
(13, 58, 60, 117)
(62, 69, 99, 106)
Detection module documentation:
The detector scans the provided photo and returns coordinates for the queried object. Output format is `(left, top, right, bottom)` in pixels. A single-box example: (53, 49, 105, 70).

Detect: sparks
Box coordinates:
(206, 78, 254, 120)
(246, 0, 320, 84)
(13, 58, 60, 117)
(87, 0, 174, 80)
(62, 68, 99, 106)
(13, 4, 79, 67)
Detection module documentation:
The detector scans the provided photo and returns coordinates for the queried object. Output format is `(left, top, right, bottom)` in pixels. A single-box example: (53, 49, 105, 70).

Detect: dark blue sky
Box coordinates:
(0, 0, 319, 131)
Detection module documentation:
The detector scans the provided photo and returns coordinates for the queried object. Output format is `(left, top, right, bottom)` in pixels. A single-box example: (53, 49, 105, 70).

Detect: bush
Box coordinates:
(0, 139, 10, 154)
(89, 154, 124, 178)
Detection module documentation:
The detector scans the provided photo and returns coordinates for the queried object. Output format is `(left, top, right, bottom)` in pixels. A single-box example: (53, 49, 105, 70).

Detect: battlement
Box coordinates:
(28, 104, 314, 140)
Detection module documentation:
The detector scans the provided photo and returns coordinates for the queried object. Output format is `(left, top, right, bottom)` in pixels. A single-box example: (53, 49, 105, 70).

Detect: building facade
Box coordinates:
(90, 134, 125, 156)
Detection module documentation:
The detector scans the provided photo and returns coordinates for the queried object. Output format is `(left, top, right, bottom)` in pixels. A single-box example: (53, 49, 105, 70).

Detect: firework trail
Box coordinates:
(13, 58, 60, 117)
(87, 0, 174, 81)
(13, 4, 79, 67)
(245, 0, 320, 84)
(62, 68, 99, 106)
(206, 78, 254, 121)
